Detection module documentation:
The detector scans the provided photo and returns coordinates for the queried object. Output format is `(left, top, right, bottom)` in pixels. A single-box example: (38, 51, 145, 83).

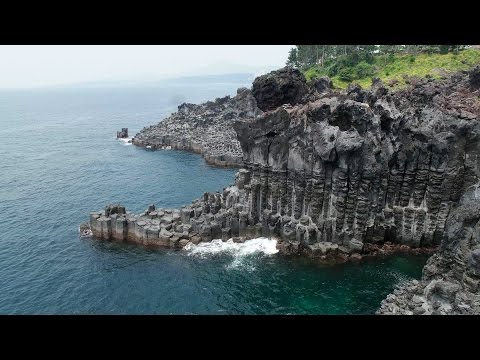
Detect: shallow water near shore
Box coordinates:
(0, 76, 428, 314)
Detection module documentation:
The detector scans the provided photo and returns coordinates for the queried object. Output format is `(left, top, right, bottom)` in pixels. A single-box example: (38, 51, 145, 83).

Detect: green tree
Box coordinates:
(286, 47, 299, 68)
(355, 61, 375, 78)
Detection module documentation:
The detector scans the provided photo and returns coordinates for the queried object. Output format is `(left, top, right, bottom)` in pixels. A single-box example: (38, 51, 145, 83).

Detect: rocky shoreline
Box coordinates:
(87, 191, 437, 266)
(85, 66, 480, 314)
(377, 187, 480, 314)
(131, 87, 261, 167)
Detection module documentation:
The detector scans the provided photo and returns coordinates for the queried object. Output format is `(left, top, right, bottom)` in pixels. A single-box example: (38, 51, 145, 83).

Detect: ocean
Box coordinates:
(0, 74, 427, 314)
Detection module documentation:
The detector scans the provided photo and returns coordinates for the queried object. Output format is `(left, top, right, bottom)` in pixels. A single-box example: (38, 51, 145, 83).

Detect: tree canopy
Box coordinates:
(286, 45, 470, 69)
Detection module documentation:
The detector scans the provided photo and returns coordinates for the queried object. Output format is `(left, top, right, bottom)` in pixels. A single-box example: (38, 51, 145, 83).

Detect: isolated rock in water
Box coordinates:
(117, 128, 128, 138)
(252, 67, 309, 111)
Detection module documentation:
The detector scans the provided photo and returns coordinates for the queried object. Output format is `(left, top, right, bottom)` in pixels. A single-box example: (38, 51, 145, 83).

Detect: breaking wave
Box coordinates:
(117, 137, 133, 145)
(184, 238, 278, 269)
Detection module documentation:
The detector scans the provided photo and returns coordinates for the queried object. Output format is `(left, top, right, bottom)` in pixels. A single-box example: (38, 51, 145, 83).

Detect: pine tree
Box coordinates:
(286, 47, 299, 68)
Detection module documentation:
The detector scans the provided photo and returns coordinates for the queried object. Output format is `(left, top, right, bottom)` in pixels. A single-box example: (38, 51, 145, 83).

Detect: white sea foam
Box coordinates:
(184, 237, 278, 257)
(185, 237, 278, 270)
(117, 137, 133, 146)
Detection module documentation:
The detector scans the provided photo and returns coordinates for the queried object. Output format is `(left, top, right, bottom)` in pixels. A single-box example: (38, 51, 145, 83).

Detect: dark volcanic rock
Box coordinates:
(105, 204, 126, 217)
(378, 186, 480, 314)
(313, 77, 333, 94)
(132, 87, 262, 167)
(347, 83, 367, 102)
(89, 67, 480, 314)
(116, 128, 128, 138)
(252, 67, 309, 111)
(231, 70, 480, 256)
(470, 66, 480, 88)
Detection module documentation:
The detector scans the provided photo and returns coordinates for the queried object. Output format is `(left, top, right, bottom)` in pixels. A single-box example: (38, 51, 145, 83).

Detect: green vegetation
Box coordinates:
(286, 45, 480, 89)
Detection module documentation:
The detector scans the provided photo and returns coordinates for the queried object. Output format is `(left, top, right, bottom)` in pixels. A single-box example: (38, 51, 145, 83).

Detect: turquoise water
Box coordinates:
(0, 76, 427, 314)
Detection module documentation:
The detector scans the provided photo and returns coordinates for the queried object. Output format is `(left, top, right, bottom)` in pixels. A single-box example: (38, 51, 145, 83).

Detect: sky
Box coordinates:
(0, 45, 293, 89)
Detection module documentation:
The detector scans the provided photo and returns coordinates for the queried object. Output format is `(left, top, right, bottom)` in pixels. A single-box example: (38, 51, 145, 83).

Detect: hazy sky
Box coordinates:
(0, 45, 293, 89)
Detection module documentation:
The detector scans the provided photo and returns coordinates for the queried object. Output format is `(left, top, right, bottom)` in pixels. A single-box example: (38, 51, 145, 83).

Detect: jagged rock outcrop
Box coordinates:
(313, 77, 333, 95)
(252, 67, 312, 111)
(88, 66, 480, 313)
(132, 88, 262, 167)
(470, 66, 480, 88)
(92, 67, 480, 250)
(231, 69, 480, 258)
(117, 128, 128, 138)
(104, 204, 126, 217)
(132, 67, 335, 166)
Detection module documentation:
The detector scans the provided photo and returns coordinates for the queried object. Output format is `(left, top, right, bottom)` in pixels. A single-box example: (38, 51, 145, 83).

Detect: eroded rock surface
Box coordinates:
(252, 67, 313, 111)
(230, 68, 480, 257)
(116, 128, 128, 138)
(377, 187, 480, 314)
(88, 66, 480, 314)
(132, 88, 261, 167)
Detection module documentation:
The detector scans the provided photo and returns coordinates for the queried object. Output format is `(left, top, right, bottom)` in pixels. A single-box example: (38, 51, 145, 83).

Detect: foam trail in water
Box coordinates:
(184, 237, 278, 258)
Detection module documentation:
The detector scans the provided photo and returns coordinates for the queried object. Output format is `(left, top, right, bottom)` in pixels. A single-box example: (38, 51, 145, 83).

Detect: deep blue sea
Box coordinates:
(0, 75, 427, 314)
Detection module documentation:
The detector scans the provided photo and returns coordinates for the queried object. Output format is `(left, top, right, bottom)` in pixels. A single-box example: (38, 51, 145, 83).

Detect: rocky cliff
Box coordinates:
(232, 68, 480, 256)
(132, 87, 261, 167)
(86, 66, 480, 314)
(377, 186, 480, 314)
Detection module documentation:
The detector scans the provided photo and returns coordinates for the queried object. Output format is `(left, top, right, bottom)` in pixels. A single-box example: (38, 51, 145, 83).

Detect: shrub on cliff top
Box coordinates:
(303, 48, 480, 90)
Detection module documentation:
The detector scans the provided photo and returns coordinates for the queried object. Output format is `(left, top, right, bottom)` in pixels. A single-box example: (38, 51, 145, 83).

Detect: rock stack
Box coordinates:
(117, 128, 128, 138)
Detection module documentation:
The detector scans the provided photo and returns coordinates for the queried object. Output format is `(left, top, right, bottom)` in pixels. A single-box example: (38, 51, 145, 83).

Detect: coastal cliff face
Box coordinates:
(87, 66, 480, 314)
(233, 68, 480, 255)
(132, 87, 261, 167)
(377, 187, 480, 314)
